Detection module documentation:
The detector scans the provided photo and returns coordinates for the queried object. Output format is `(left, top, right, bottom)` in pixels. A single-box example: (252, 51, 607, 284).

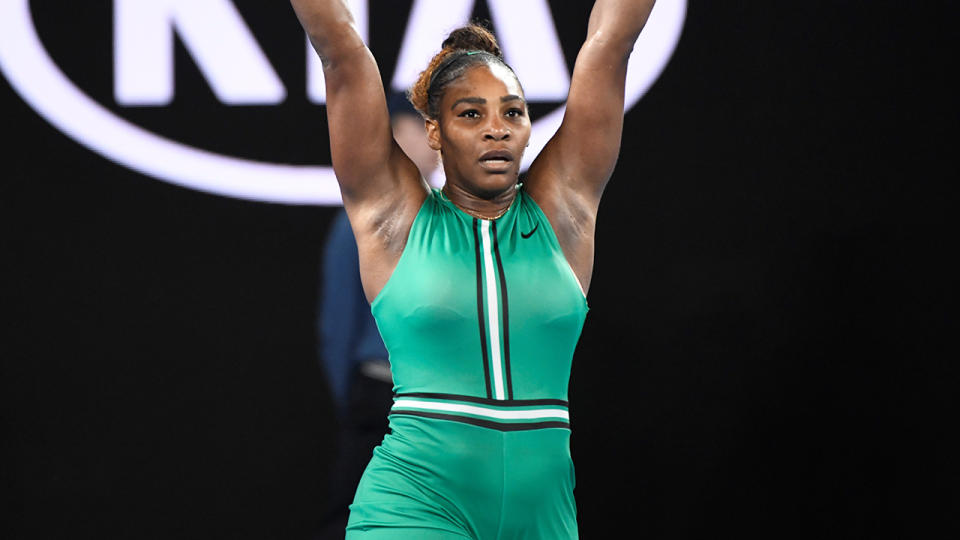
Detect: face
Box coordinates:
(426, 63, 531, 198)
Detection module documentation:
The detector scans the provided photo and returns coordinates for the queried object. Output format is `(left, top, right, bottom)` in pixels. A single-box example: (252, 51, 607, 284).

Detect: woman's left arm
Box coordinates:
(525, 0, 656, 290)
(528, 0, 656, 202)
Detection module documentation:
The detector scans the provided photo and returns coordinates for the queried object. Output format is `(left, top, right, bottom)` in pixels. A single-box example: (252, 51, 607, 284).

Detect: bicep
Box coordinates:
(321, 46, 410, 203)
(292, 4, 405, 201)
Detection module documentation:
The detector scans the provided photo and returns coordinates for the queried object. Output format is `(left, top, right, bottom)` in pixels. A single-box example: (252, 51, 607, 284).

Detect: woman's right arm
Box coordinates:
(291, 0, 424, 204)
(291, 1, 427, 298)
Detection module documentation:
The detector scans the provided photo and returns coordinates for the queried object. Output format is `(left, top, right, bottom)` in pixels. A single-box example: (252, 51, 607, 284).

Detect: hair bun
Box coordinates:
(441, 24, 502, 58)
(408, 23, 509, 118)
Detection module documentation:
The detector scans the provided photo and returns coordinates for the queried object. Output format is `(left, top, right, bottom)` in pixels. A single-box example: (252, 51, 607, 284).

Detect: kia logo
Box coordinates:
(0, 0, 686, 205)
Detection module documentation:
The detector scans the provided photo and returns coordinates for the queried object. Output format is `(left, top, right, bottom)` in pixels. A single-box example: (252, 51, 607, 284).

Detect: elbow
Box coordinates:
(586, 1, 655, 53)
(584, 30, 638, 64)
(304, 18, 365, 67)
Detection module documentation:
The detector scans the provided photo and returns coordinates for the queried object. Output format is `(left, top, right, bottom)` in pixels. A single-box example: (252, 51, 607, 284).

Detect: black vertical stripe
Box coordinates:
(473, 218, 493, 399)
(491, 222, 513, 400)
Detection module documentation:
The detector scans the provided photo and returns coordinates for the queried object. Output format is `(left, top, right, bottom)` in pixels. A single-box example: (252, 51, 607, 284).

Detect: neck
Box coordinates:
(442, 183, 517, 220)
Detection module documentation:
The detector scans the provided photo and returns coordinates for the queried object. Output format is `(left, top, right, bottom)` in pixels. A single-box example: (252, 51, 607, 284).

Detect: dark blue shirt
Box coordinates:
(319, 209, 389, 414)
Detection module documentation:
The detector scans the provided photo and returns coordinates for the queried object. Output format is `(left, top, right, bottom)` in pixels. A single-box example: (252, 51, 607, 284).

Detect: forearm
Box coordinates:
(290, 0, 364, 67)
(585, 0, 656, 56)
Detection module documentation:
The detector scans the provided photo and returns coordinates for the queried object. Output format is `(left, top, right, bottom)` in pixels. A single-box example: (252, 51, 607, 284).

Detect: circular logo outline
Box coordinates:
(0, 0, 686, 205)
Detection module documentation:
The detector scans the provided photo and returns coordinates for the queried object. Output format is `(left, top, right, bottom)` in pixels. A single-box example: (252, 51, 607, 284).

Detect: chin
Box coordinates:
(474, 175, 519, 197)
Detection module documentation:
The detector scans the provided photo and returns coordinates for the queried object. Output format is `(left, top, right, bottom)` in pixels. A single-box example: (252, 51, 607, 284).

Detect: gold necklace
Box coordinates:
(462, 204, 510, 221)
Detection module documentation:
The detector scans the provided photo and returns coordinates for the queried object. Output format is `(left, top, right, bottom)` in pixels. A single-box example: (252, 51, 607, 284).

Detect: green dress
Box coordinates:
(346, 187, 588, 539)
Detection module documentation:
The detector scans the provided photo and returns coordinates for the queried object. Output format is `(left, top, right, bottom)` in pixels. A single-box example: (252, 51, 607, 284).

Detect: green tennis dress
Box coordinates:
(345, 187, 588, 540)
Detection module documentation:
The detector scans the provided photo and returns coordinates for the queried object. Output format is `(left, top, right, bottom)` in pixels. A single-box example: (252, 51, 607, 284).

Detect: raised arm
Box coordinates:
(525, 0, 656, 292)
(291, 0, 427, 302)
(290, 0, 425, 207)
(528, 0, 655, 200)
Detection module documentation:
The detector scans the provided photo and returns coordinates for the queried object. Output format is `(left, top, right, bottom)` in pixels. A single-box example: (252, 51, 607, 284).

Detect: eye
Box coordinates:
(506, 108, 525, 118)
(458, 109, 480, 119)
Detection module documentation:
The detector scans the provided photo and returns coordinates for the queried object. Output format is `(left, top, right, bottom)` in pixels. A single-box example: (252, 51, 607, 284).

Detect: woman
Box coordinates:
(291, 1, 657, 538)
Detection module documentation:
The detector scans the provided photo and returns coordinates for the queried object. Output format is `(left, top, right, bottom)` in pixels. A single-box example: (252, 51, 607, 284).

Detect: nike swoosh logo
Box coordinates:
(521, 223, 539, 239)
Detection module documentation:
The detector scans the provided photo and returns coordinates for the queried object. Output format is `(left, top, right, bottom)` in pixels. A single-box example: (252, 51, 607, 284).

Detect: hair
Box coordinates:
(408, 23, 517, 120)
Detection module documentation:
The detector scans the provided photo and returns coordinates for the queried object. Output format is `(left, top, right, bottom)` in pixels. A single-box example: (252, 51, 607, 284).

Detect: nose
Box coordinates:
(483, 117, 510, 141)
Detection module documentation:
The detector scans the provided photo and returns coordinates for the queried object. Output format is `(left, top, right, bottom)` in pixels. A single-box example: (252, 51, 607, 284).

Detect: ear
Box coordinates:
(424, 118, 442, 151)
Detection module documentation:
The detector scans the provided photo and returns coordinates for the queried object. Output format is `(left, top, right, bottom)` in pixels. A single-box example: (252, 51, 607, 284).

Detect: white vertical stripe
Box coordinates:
(480, 220, 505, 400)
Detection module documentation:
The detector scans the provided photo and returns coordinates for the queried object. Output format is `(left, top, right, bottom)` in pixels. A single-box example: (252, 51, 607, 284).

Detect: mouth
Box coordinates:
(478, 150, 514, 171)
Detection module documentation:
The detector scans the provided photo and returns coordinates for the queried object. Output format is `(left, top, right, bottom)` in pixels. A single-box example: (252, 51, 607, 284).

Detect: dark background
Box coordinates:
(2, 1, 954, 538)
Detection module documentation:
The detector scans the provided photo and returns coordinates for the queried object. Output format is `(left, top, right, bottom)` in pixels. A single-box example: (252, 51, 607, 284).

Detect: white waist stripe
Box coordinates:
(393, 399, 569, 421)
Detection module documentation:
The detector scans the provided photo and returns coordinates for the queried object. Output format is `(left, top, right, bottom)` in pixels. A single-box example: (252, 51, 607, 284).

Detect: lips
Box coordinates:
(479, 149, 514, 164)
